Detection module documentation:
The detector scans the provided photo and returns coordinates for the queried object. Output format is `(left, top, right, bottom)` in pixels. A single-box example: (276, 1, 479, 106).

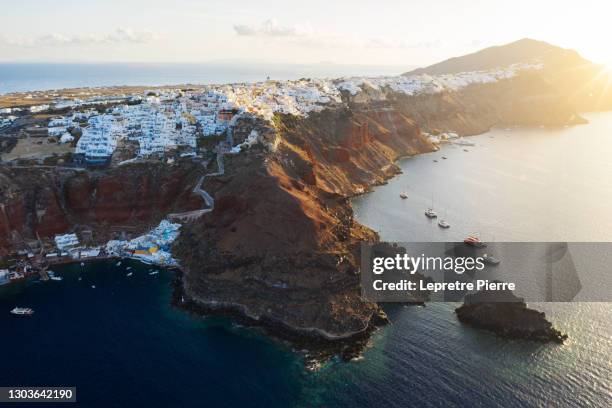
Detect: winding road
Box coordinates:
(167, 148, 226, 222)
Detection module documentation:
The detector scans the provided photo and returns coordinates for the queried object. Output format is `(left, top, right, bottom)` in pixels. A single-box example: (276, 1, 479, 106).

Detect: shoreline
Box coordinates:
(169, 269, 387, 370)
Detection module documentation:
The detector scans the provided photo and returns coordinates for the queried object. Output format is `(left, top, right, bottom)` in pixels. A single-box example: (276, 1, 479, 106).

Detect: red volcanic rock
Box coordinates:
(35, 188, 71, 237)
(331, 147, 351, 163)
(215, 195, 249, 214)
(0, 163, 201, 249)
(300, 167, 317, 185)
(175, 107, 435, 352)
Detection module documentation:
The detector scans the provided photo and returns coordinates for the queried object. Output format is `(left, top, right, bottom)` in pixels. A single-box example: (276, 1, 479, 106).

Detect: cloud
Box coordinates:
(232, 19, 443, 53)
(234, 19, 312, 38)
(366, 37, 443, 50)
(0, 28, 159, 47)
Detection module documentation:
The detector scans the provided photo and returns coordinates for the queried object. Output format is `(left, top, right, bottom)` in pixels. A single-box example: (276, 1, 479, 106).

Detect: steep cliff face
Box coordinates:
(352, 73, 585, 136)
(174, 71, 586, 351)
(0, 163, 201, 254)
(174, 108, 435, 344)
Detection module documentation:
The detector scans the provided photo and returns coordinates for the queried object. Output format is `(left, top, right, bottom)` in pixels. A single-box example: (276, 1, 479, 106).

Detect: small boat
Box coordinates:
(442, 156, 447, 160)
(149, 271, 159, 276)
(126, 266, 132, 270)
(78, 277, 82, 281)
(464, 235, 487, 248)
(452, 138, 476, 147)
(425, 208, 437, 218)
(11, 307, 34, 316)
(425, 195, 437, 218)
(116, 261, 121, 266)
(482, 254, 501, 265)
(80, 262, 85, 267)
(400, 192, 408, 199)
(463, 149, 469, 152)
(91, 285, 96, 289)
(438, 209, 450, 228)
(50, 276, 63, 281)
(433, 159, 438, 163)
(126, 272, 133, 277)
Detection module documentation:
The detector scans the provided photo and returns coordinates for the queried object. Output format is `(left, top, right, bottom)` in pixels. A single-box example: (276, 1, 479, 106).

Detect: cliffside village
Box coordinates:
(0, 63, 542, 285)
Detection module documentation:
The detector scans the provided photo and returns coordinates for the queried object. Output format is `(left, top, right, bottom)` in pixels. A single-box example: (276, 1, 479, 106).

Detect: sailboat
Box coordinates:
(438, 209, 450, 228)
(425, 195, 437, 218)
(482, 234, 500, 264)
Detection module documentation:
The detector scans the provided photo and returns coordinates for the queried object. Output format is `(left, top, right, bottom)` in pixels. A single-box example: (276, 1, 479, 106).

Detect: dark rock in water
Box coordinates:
(455, 286, 567, 343)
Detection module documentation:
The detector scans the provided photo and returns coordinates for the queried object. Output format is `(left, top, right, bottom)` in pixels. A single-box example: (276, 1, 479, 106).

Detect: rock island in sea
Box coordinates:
(456, 286, 568, 343)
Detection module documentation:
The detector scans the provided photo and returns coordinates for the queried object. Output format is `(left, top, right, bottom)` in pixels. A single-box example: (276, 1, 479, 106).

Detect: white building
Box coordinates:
(54, 233, 80, 250)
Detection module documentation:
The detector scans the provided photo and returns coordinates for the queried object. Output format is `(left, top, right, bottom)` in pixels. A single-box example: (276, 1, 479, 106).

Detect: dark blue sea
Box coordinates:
(0, 63, 406, 94)
(1, 115, 611, 406)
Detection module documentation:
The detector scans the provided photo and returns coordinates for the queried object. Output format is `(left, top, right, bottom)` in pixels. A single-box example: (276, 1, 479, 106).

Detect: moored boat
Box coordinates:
(438, 219, 450, 228)
(11, 307, 34, 316)
(482, 253, 501, 265)
(464, 235, 487, 247)
(425, 195, 437, 218)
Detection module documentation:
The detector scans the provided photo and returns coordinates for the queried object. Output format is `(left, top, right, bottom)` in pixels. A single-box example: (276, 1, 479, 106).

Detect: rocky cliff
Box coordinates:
(173, 70, 583, 354)
(174, 108, 434, 357)
(0, 163, 202, 254)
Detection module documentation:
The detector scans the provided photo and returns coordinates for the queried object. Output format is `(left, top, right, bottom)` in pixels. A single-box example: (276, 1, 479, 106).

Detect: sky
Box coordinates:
(0, 0, 610, 67)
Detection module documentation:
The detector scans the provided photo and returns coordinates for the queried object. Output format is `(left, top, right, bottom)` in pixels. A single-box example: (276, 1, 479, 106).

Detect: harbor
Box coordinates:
(0, 219, 182, 290)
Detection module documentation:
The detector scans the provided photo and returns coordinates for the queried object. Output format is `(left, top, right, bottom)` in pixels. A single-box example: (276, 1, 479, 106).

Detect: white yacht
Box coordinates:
(425, 195, 438, 218)
(438, 219, 450, 228)
(11, 307, 34, 316)
(452, 138, 476, 147)
(438, 209, 450, 228)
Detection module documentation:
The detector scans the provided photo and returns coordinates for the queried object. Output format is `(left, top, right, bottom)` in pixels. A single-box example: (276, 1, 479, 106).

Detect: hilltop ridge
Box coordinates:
(406, 38, 586, 76)
(405, 38, 612, 112)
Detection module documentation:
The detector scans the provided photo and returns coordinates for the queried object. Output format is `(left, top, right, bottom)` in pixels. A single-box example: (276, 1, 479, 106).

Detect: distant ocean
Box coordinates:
(0, 63, 408, 94)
